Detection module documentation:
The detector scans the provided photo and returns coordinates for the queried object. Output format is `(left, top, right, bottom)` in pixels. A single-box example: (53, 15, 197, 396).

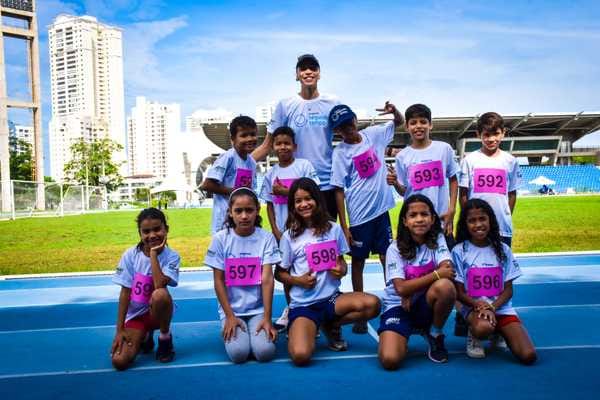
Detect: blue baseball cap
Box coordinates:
(329, 104, 356, 130)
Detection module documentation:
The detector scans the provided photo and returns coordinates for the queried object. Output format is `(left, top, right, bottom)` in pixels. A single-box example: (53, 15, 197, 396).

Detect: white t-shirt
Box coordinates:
(279, 222, 350, 308)
(204, 227, 282, 319)
(381, 234, 451, 312)
(259, 158, 319, 232)
(452, 241, 522, 316)
(395, 141, 459, 216)
(112, 246, 180, 322)
(268, 94, 340, 189)
(206, 148, 257, 234)
(458, 150, 521, 237)
(330, 121, 396, 226)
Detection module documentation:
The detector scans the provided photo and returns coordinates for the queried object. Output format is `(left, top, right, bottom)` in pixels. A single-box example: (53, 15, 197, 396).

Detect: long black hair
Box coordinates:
(135, 207, 168, 252)
(224, 187, 262, 230)
(456, 198, 506, 263)
(285, 177, 331, 239)
(397, 194, 442, 260)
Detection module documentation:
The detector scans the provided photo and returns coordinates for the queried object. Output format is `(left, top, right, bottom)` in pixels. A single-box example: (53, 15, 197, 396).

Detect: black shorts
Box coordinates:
(320, 189, 338, 221)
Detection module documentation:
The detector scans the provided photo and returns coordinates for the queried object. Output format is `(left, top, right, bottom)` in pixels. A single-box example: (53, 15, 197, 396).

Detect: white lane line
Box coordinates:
(2, 303, 599, 335)
(0, 344, 598, 380)
(367, 322, 380, 343)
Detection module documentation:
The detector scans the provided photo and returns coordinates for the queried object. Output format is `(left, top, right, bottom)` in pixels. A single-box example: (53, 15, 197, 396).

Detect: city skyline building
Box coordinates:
(10, 122, 34, 154)
(127, 96, 180, 179)
(47, 14, 126, 182)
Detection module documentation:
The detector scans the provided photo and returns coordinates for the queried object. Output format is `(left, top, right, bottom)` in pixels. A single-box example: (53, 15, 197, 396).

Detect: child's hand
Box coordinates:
(436, 263, 456, 280)
(477, 309, 497, 327)
(255, 318, 278, 342)
(110, 329, 132, 356)
(386, 165, 398, 186)
(474, 300, 492, 312)
(150, 237, 167, 254)
(329, 257, 347, 279)
(376, 101, 397, 116)
(295, 271, 317, 289)
(222, 315, 245, 342)
(271, 178, 288, 196)
(440, 210, 455, 236)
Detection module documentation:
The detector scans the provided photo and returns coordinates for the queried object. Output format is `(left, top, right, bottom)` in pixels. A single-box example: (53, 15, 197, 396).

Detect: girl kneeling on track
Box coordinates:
(111, 208, 179, 370)
(275, 177, 381, 366)
(452, 198, 536, 364)
(378, 194, 456, 370)
(205, 188, 281, 363)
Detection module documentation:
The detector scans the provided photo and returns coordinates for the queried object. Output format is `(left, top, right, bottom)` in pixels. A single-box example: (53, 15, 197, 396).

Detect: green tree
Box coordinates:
(4, 136, 33, 181)
(134, 187, 150, 202)
(63, 138, 124, 191)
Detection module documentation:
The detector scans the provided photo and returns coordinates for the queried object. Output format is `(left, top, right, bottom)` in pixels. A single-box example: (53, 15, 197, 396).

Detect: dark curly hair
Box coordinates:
(397, 194, 443, 260)
(455, 198, 506, 263)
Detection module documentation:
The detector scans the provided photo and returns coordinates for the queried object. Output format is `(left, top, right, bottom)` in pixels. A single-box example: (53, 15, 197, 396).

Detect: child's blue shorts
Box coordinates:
(349, 211, 393, 259)
(377, 294, 433, 339)
(288, 292, 341, 329)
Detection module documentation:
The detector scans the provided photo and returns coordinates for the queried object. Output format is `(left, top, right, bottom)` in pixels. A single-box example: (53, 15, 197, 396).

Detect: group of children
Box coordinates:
(110, 102, 537, 371)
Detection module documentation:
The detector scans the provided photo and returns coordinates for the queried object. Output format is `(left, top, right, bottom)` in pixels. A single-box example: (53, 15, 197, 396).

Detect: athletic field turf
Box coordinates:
(0, 253, 599, 399)
(1, 195, 599, 275)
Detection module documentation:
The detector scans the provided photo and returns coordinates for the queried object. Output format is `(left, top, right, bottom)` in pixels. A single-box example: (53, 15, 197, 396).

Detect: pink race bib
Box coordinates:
(474, 168, 507, 194)
(131, 273, 154, 304)
(467, 266, 503, 297)
(408, 160, 444, 190)
(272, 178, 296, 205)
(352, 147, 382, 179)
(404, 260, 435, 280)
(234, 168, 253, 189)
(225, 257, 262, 287)
(305, 240, 338, 272)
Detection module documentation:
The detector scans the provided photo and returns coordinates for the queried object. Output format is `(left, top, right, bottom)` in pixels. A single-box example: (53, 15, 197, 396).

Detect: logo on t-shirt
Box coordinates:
(294, 114, 308, 127)
(115, 266, 123, 275)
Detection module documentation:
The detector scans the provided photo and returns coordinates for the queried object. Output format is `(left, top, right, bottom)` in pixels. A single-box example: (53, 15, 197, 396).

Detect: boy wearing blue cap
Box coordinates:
(330, 102, 403, 333)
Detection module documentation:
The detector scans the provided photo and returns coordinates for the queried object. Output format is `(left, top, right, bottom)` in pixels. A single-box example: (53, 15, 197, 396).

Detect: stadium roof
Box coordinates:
(201, 111, 600, 151)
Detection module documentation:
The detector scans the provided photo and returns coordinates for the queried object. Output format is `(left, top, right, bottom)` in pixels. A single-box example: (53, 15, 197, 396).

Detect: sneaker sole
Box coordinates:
(467, 351, 486, 359)
(427, 349, 448, 363)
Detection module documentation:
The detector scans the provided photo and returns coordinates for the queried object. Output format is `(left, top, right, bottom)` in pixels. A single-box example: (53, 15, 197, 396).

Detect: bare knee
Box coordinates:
(517, 348, 537, 365)
(364, 294, 381, 318)
(432, 279, 456, 301)
(112, 354, 134, 371)
(379, 350, 405, 371)
(151, 288, 172, 307)
(289, 344, 313, 366)
(470, 321, 494, 339)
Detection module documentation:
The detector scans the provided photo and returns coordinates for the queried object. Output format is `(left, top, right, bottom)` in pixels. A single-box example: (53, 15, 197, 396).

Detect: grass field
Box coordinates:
(1, 195, 600, 275)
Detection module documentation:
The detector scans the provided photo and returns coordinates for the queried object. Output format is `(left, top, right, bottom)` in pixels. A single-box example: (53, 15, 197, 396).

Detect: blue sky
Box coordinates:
(4, 0, 600, 173)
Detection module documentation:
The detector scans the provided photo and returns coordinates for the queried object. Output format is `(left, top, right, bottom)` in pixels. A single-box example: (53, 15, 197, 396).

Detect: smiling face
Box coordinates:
(402, 201, 434, 242)
(406, 117, 432, 143)
(465, 207, 490, 245)
(293, 188, 317, 221)
(478, 128, 505, 155)
(296, 65, 320, 88)
(232, 126, 258, 156)
(229, 194, 258, 235)
(139, 218, 167, 251)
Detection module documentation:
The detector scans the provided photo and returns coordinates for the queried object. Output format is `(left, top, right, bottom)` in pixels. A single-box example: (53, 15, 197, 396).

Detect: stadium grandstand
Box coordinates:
(198, 111, 600, 194)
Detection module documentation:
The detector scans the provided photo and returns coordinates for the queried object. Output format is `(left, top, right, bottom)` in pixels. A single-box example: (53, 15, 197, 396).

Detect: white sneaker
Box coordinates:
(274, 307, 289, 332)
(466, 329, 486, 359)
(490, 333, 508, 350)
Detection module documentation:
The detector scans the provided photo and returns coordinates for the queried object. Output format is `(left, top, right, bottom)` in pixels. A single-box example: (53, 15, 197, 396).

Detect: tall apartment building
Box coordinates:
(8, 121, 34, 154)
(127, 96, 180, 178)
(47, 14, 126, 181)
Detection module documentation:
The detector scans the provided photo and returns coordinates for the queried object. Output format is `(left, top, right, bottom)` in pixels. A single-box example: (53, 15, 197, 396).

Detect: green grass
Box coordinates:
(1, 195, 600, 275)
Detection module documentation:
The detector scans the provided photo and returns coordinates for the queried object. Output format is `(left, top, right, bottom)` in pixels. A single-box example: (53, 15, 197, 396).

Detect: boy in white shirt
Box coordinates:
(458, 112, 521, 248)
(329, 102, 403, 333)
(389, 104, 459, 245)
(201, 116, 258, 234)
